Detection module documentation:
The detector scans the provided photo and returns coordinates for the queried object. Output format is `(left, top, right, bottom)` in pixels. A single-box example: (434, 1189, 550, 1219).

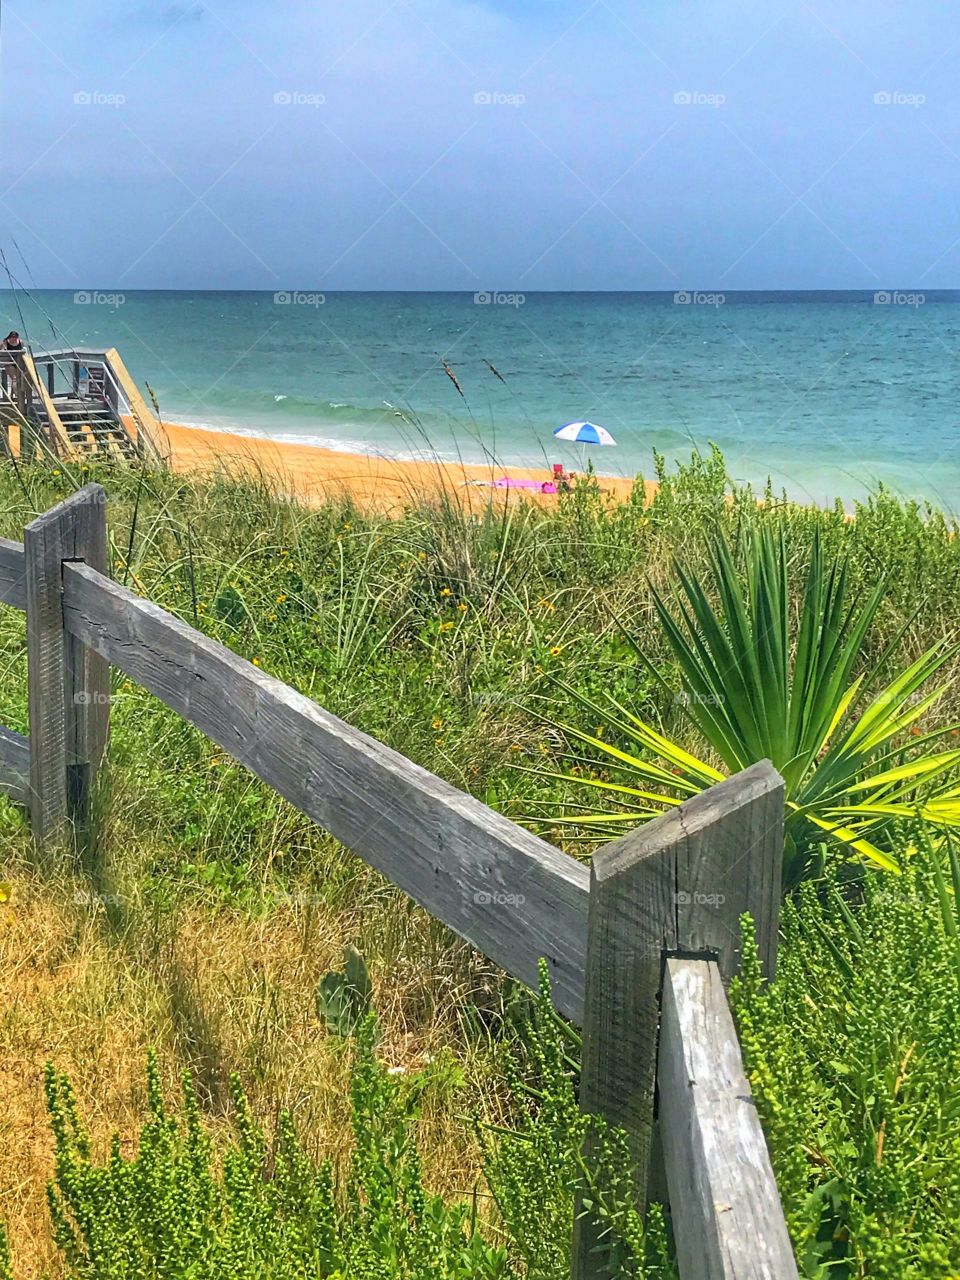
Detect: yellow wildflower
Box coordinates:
(550, 645, 562, 657)
(457, 602, 468, 612)
(252, 657, 262, 667)
(431, 718, 444, 730)
(439, 621, 454, 632)
(441, 587, 453, 597)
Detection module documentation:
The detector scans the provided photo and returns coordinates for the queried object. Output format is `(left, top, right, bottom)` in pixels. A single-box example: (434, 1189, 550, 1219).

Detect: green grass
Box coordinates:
(2, 449, 960, 1275)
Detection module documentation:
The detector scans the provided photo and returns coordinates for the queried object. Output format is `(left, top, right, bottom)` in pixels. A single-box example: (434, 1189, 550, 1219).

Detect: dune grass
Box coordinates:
(2, 449, 960, 1274)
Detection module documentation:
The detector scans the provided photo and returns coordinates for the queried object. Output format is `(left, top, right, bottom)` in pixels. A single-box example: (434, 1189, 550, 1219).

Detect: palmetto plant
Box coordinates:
(538, 526, 960, 887)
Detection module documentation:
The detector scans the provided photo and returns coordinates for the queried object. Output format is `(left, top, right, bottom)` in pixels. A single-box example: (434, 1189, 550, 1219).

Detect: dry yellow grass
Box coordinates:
(0, 833, 502, 1277)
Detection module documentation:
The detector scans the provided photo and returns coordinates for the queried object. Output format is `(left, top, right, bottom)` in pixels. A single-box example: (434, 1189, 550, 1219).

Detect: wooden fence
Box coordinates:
(0, 486, 798, 1280)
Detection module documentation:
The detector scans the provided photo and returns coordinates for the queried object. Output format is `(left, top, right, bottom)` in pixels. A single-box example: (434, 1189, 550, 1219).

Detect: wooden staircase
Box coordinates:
(0, 346, 166, 464)
(48, 395, 140, 459)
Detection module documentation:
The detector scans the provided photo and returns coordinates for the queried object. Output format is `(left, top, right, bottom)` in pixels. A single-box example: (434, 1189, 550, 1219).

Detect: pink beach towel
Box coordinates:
(491, 477, 558, 493)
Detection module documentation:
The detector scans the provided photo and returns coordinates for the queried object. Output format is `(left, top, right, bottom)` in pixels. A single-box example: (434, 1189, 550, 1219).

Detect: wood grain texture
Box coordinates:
(0, 538, 25, 611)
(25, 485, 109, 840)
(659, 959, 798, 1280)
(103, 348, 165, 461)
(61, 561, 591, 1020)
(573, 761, 784, 1279)
(0, 725, 30, 806)
(20, 351, 72, 456)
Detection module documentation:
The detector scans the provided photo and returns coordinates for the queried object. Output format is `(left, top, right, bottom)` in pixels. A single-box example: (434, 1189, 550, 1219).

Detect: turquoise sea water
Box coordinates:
(3, 289, 960, 510)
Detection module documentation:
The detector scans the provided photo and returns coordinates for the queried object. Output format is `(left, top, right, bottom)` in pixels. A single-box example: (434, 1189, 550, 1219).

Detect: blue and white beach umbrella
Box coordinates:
(553, 421, 617, 447)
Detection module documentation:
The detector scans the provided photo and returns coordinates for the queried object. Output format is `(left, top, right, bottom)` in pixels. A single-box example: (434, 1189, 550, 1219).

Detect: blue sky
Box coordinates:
(1, 0, 958, 289)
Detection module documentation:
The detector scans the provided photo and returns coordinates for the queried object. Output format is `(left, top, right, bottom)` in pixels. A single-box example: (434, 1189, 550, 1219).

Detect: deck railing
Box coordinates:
(0, 485, 798, 1280)
(23, 347, 165, 463)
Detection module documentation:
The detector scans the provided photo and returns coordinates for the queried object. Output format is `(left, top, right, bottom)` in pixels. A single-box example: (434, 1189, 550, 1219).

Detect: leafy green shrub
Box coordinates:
(315, 947, 373, 1038)
(40, 1024, 506, 1279)
(732, 843, 960, 1278)
(485, 962, 674, 1280)
(9, 963, 671, 1279)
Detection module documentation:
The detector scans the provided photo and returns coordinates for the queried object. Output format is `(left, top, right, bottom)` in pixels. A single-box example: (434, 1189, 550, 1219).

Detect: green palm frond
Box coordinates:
(535, 524, 960, 888)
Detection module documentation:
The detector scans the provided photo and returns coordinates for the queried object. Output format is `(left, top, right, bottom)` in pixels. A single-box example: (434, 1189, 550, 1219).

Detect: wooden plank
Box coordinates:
(19, 350, 72, 457)
(0, 538, 26, 610)
(25, 485, 110, 842)
(0, 724, 30, 806)
(61, 560, 590, 1019)
(103, 348, 167, 462)
(573, 761, 784, 1279)
(62, 495, 110, 824)
(659, 959, 798, 1280)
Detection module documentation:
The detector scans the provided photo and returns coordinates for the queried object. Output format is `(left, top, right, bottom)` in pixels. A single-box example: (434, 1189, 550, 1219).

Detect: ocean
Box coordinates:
(3, 289, 959, 510)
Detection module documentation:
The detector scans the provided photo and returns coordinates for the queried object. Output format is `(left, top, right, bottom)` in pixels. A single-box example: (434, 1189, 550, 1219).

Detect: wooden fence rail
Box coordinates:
(0, 486, 798, 1280)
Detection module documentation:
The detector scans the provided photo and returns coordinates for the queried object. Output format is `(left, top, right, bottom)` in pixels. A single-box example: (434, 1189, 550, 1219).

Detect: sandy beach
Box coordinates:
(155, 418, 644, 512)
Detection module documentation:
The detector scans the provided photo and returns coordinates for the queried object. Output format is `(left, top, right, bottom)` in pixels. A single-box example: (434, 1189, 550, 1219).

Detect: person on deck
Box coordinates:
(1, 332, 39, 461)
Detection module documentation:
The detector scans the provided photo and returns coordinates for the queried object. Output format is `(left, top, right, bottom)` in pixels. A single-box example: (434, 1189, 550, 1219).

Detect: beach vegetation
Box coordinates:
(732, 835, 960, 1277)
(538, 523, 960, 886)
(1, 451, 960, 1274)
(6, 966, 669, 1280)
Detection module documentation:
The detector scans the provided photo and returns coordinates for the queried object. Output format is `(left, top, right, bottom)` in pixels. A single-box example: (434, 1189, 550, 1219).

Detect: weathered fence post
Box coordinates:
(571, 760, 784, 1279)
(657, 958, 799, 1279)
(25, 484, 109, 842)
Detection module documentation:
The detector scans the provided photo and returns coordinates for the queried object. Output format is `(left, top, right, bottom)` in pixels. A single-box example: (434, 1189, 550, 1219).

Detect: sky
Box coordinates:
(1, 0, 959, 290)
